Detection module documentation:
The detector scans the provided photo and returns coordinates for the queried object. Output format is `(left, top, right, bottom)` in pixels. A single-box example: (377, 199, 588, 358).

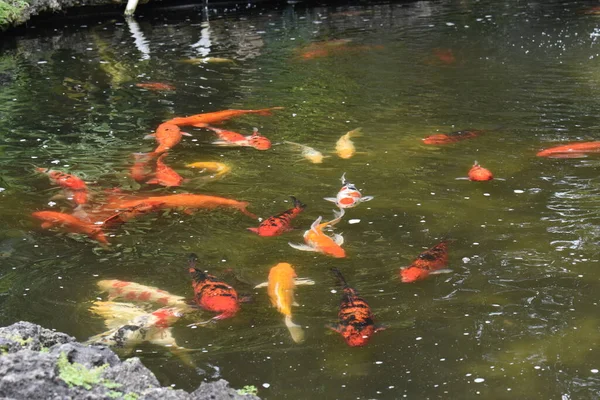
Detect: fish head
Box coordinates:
(157, 123, 181, 136)
(400, 266, 430, 283)
(200, 295, 240, 318)
(338, 325, 375, 347)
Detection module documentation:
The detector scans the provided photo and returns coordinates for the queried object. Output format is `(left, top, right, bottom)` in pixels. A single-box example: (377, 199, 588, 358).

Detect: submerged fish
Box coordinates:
(144, 123, 191, 154)
(205, 126, 272, 150)
(432, 48, 456, 64)
(284, 141, 326, 163)
(36, 168, 88, 205)
(248, 196, 306, 237)
(165, 107, 284, 127)
(336, 128, 362, 159)
(185, 161, 231, 178)
(400, 240, 453, 283)
(146, 153, 185, 187)
(130, 153, 152, 183)
(136, 82, 176, 91)
(536, 141, 600, 158)
(289, 208, 346, 258)
(97, 279, 188, 307)
(102, 201, 166, 229)
(254, 262, 315, 343)
(468, 161, 493, 181)
(32, 211, 108, 245)
(329, 268, 384, 347)
(324, 173, 373, 209)
(178, 57, 236, 64)
(422, 129, 483, 145)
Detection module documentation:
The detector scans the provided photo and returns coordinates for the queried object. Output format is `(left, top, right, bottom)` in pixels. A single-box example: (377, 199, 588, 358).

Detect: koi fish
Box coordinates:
(136, 82, 176, 91)
(248, 196, 306, 237)
(329, 268, 384, 347)
(422, 129, 483, 145)
(536, 141, 600, 158)
(36, 168, 88, 205)
(468, 161, 493, 181)
(102, 202, 165, 229)
(433, 48, 456, 64)
(400, 240, 453, 283)
(107, 193, 257, 219)
(165, 107, 284, 127)
(130, 153, 151, 183)
(146, 153, 185, 187)
(185, 161, 231, 178)
(204, 126, 271, 150)
(144, 123, 191, 154)
(284, 141, 326, 163)
(178, 57, 236, 64)
(324, 173, 373, 209)
(32, 211, 108, 245)
(254, 262, 315, 343)
(336, 128, 362, 159)
(97, 279, 188, 307)
(188, 253, 240, 323)
(289, 208, 346, 258)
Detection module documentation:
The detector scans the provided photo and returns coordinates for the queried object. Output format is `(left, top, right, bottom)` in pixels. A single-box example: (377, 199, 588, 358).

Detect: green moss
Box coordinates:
(57, 352, 110, 390)
(107, 391, 122, 399)
(0, 0, 28, 28)
(237, 385, 258, 396)
(123, 393, 139, 400)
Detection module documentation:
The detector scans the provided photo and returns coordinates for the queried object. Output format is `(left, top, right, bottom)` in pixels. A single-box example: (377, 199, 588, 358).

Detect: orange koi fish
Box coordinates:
(289, 208, 346, 258)
(324, 173, 373, 209)
(164, 107, 284, 127)
(146, 153, 185, 187)
(329, 268, 384, 347)
(130, 153, 152, 183)
(36, 167, 88, 205)
(254, 262, 315, 343)
(536, 141, 600, 158)
(32, 211, 108, 245)
(336, 128, 362, 159)
(400, 240, 453, 283)
(422, 129, 484, 145)
(97, 279, 188, 307)
(144, 123, 191, 154)
(468, 161, 493, 181)
(108, 193, 257, 219)
(188, 253, 240, 323)
(136, 82, 176, 91)
(248, 196, 306, 237)
(102, 202, 165, 229)
(204, 126, 271, 150)
(433, 48, 456, 64)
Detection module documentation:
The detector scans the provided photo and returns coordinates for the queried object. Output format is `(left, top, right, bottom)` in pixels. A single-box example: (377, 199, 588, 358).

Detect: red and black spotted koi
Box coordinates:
(188, 253, 240, 323)
(328, 268, 384, 347)
(400, 240, 453, 283)
(248, 196, 306, 237)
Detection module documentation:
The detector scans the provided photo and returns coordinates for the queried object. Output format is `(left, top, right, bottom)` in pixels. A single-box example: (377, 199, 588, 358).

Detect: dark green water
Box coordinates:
(2, 0, 600, 398)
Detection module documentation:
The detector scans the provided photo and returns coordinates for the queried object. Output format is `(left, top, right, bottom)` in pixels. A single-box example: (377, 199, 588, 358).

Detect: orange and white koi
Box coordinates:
(204, 126, 271, 150)
(324, 173, 373, 209)
(248, 196, 306, 237)
(536, 141, 600, 158)
(146, 153, 185, 187)
(144, 123, 191, 154)
(32, 211, 108, 245)
(329, 268, 384, 347)
(97, 279, 188, 307)
(36, 167, 88, 205)
(185, 161, 231, 178)
(400, 240, 453, 283)
(468, 161, 493, 181)
(164, 107, 284, 127)
(289, 208, 346, 258)
(336, 128, 362, 159)
(284, 141, 326, 163)
(254, 262, 315, 343)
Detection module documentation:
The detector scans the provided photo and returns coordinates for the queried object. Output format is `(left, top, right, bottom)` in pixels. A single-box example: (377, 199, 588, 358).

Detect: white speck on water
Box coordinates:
(431, 192, 435, 195)
(37, 61, 48, 64)
(446, 22, 455, 26)
(331, 289, 337, 293)
(416, 337, 422, 341)
(262, 383, 270, 389)
(534, 366, 541, 370)
(221, 259, 227, 262)
(514, 189, 524, 193)
(51, 160, 60, 164)
(474, 378, 485, 383)
(462, 257, 470, 263)
(466, 373, 472, 377)
(292, 113, 297, 117)
(592, 369, 599, 373)
(464, 196, 470, 199)
(348, 219, 361, 224)
(473, 242, 479, 246)
(483, 193, 490, 197)
(464, 332, 470, 335)
(0, 188, 5, 193)
(375, 361, 383, 364)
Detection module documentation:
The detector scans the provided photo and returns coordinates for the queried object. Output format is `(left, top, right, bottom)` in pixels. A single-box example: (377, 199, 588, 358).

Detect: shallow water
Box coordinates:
(2, 0, 600, 398)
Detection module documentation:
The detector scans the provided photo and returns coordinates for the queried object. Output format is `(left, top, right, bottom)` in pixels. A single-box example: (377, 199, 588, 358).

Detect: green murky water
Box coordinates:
(2, 0, 600, 398)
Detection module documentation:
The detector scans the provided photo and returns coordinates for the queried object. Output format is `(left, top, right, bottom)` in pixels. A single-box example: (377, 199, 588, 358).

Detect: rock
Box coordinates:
(0, 321, 260, 400)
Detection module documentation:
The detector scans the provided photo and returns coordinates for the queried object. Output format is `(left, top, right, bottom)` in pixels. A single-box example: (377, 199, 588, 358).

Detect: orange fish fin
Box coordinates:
(247, 227, 260, 234)
(146, 178, 159, 184)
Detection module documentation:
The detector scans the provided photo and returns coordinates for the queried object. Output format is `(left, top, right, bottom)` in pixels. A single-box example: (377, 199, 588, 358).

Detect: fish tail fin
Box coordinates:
(188, 254, 207, 281)
(347, 127, 362, 137)
(329, 208, 345, 225)
(34, 166, 48, 173)
(473, 160, 479, 166)
(238, 202, 258, 219)
(330, 268, 350, 289)
(284, 315, 305, 344)
(188, 253, 198, 270)
(290, 196, 307, 211)
(256, 107, 284, 116)
(283, 140, 304, 148)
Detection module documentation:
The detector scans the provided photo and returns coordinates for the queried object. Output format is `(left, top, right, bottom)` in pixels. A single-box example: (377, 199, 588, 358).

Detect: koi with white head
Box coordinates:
(324, 173, 374, 209)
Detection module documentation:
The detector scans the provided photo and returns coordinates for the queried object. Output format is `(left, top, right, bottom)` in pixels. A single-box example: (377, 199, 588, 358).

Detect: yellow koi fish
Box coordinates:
(289, 208, 346, 258)
(254, 263, 315, 343)
(284, 141, 326, 164)
(185, 161, 231, 178)
(336, 128, 362, 159)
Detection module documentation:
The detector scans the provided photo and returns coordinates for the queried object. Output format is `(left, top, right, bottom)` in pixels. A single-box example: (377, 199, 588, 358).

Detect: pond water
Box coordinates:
(2, 0, 600, 398)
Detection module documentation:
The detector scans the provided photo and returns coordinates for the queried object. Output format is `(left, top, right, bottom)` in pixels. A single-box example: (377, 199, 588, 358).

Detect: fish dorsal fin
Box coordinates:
(310, 216, 323, 233)
(288, 242, 317, 252)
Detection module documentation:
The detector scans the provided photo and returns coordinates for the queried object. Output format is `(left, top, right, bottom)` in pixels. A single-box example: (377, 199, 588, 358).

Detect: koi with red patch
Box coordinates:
(248, 196, 306, 237)
(328, 268, 384, 347)
(400, 240, 453, 283)
(36, 167, 88, 205)
(536, 141, 600, 158)
(146, 153, 185, 187)
(188, 253, 240, 321)
(164, 107, 284, 127)
(422, 129, 483, 145)
(203, 126, 271, 150)
(324, 173, 373, 209)
(136, 82, 176, 91)
(97, 279, 187, 307)
(468, 161, 493, 181)
(144, 123, 191, 154)
(32, 210, 108, 245)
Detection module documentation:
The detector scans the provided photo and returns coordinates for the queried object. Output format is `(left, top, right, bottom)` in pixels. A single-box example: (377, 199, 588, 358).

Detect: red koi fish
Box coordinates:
(145, 123, 191, 154)
(32, 211, 108, 245)
(36, 167, 88, 205)
(130, 153, 152, 183)
(248, 196, 306, 237)
(536, 141, 600, 158)
(188, 253, 240, 322)
(146, 153, 185, 187)
(136, 82, 176, 91)
(433, 48, 456, 64)
(400, 240, 453, 283)
(468, 161, 493, 181)
(329, 268, 384, 347)
(422, 129, 483, 145)
(204, 126, 271, 150)
(164, 107, 284, 127)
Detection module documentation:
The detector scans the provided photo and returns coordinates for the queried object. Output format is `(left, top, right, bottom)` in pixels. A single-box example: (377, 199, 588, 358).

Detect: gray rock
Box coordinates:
(0, 321, 260, 400)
